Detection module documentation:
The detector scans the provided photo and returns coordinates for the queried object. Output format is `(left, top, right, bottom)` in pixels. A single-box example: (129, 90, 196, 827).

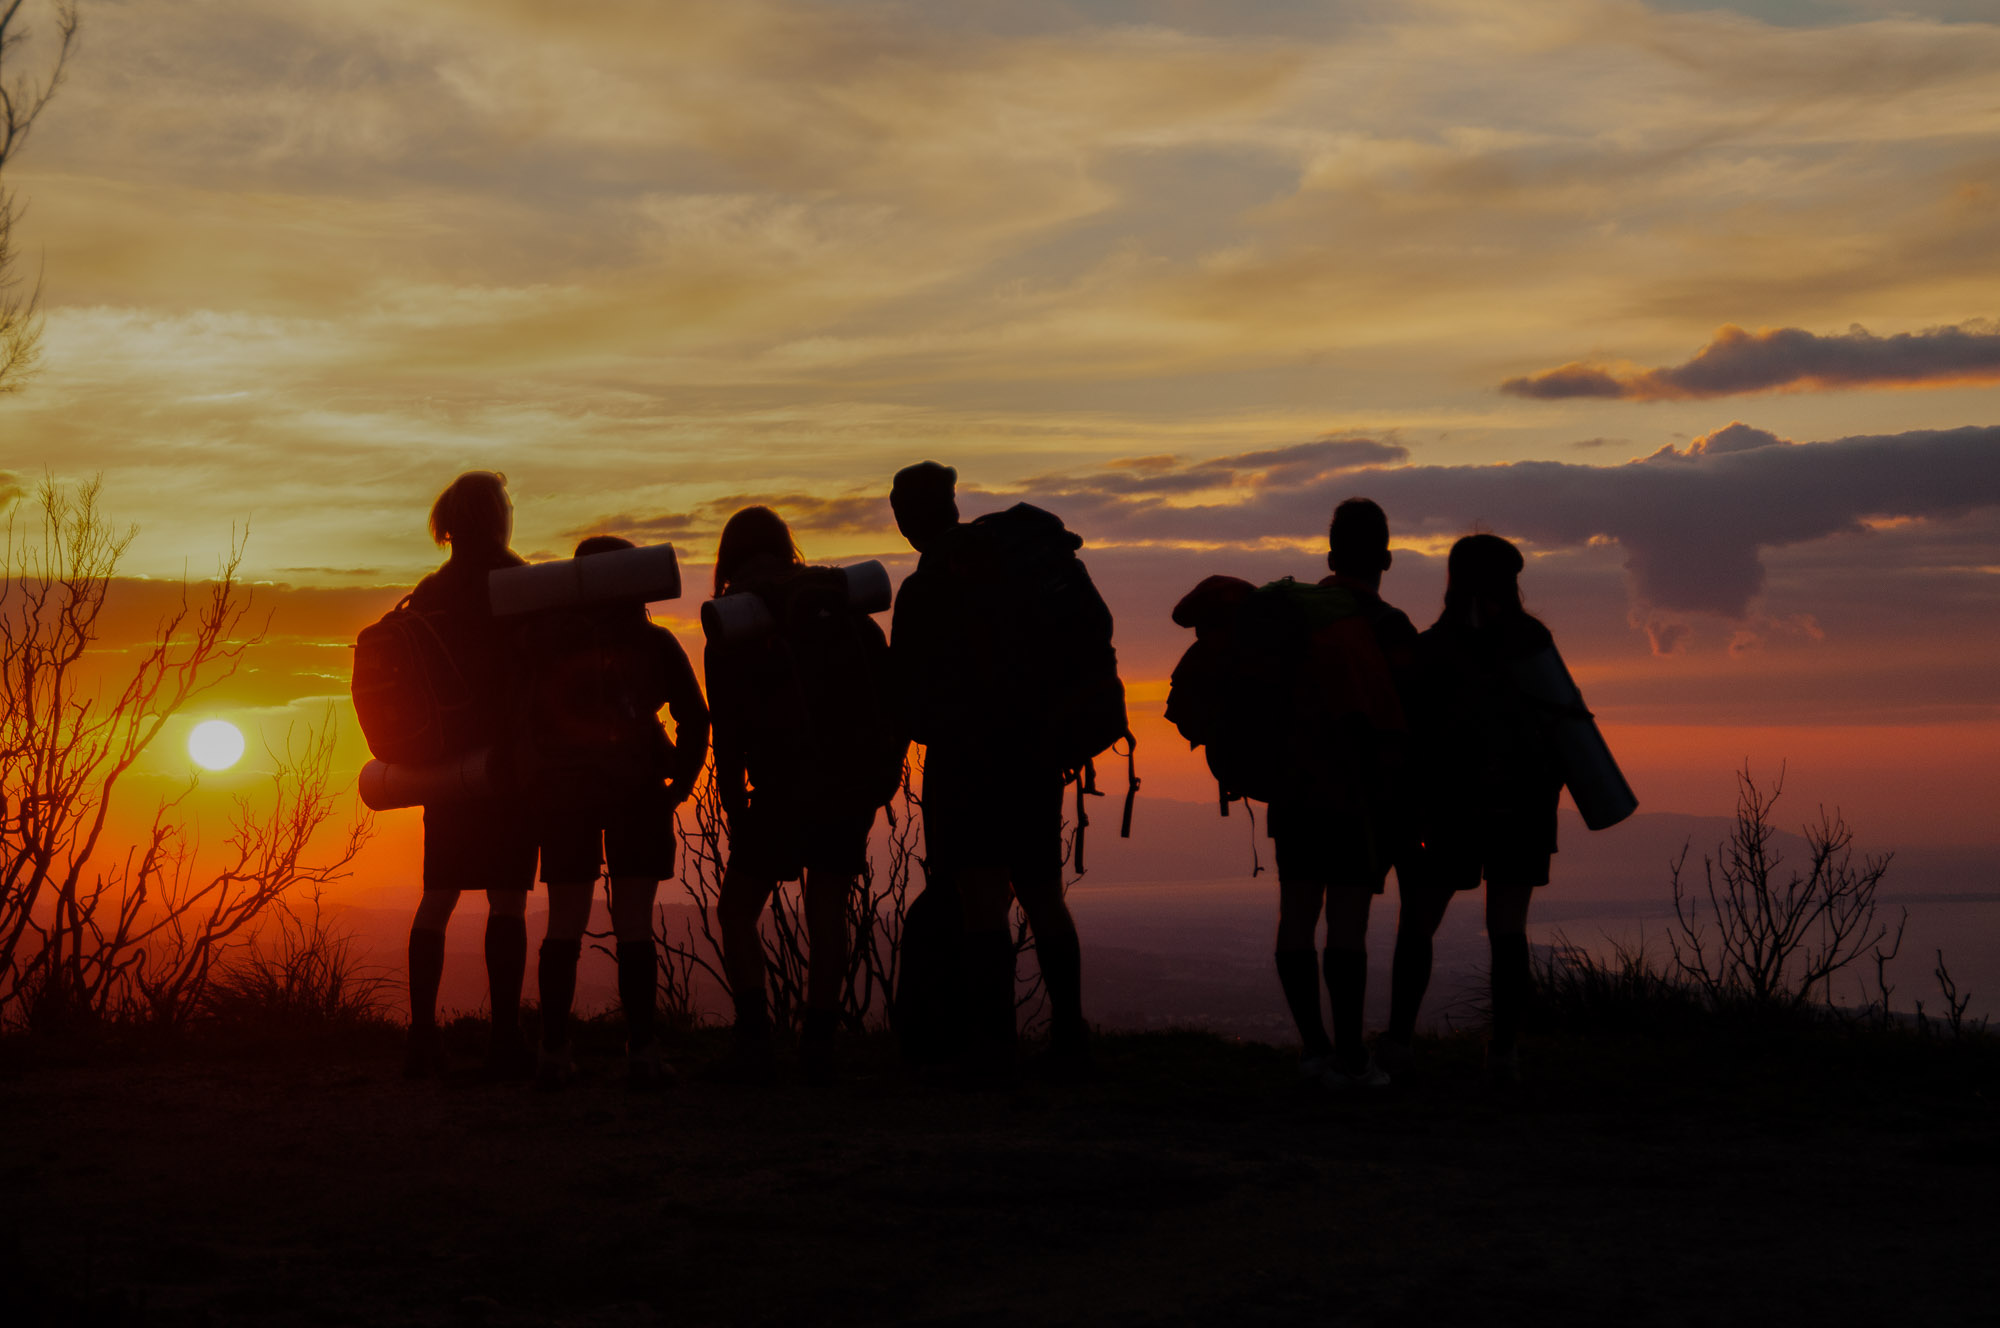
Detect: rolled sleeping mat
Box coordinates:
(700, 590, 775, 643)
(843, 559, 892, 615)
(488, 542, 681, 618)
(358, 747, 501, 811)
(1510, 646, 1639, 831)
(701, 560, 893, 642)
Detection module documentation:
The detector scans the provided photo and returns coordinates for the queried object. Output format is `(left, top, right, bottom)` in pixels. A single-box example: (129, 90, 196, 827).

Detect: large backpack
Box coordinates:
(518, 608, 673, 805)
(950, 505, 1136, 860)
(1166, 577, 1403, 811)
(350, 597, 490, 766)
(722, 565, 907, 812)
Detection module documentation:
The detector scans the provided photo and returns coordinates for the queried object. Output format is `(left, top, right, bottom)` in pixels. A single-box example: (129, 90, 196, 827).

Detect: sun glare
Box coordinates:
(188, 719, 246, 772)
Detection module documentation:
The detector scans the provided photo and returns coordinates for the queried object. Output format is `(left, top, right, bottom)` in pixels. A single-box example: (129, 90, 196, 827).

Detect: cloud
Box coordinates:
(0, 471, 22, 510)
(993, 425, 2000, 620)
(567, 490, 890, 548)
(1501, 321, 2000, 401)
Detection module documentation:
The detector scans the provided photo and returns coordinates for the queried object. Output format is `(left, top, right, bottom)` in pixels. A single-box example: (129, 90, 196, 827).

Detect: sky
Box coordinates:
(3, 0, 1998, 878)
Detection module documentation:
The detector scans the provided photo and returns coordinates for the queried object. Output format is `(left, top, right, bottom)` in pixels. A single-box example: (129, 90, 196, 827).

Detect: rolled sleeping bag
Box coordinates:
(358, 747, 501, 811)
(488, 542, 681, 618)
(843, 559, 892, 615)
(700, 560, 892, 643)
(1510, 646, 1639, 831)
(700, 590, 775, 642)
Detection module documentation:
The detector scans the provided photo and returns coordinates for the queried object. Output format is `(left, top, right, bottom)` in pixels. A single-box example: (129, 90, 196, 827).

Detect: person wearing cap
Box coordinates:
(888, 461, 1091, 1079)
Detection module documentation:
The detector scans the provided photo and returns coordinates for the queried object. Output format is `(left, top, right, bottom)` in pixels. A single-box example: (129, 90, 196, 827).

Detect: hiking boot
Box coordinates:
(1297, 1050, 1335, 1087)
(1320, 1056, 1391, 1092)
(535, 1042, 576, 1092)
(801, 1010, 839, 1086)
(627, 1040, 677, 1091)
(1373, 1035, 1415, 1076)
(481, 1027, 535, 1083)
(1486, 1044, 1523, 1088)
(707, 1029, 779, 1086)
(403, 1024, 446, 1080)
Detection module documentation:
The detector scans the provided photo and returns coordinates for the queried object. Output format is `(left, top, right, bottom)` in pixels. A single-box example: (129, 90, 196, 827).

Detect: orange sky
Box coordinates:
(5, 0, 1999, 882)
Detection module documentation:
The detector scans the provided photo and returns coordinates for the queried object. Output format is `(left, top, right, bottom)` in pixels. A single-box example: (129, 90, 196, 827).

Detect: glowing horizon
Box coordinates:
(4, 0, 1997, 863)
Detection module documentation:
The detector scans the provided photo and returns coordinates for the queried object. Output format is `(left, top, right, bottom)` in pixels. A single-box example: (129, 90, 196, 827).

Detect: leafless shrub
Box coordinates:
(0, 0, 80, 394)
(199, 888, 393, 1030)
(1669, 765, 1904, 1011)
(654, 744, 1086, 1037)
(1, 478, 368, 1031)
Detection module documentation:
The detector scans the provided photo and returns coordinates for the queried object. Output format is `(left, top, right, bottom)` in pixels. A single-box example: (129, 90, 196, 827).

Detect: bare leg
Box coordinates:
(718, 859, 778, 1048)
(958, 865, 1020, 1068)
(1387, 883, 1454, 1043)
(1275, 877, 1330, 1058)
(1486, 882, 1536, 1057)
(483, 887, 530, 1072)
(802, 870, 853, 1017)
(404, 890, 458, 1077)
(1323, 885, 1376, 1073)
(1013, 862, 1084, 1049)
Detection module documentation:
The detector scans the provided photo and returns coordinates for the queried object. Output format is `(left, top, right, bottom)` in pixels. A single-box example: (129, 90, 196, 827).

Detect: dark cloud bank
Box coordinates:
(1503, 321, 2000, 401)
(566, 427, 1999, 631)
(1003, 425, 2000, 621)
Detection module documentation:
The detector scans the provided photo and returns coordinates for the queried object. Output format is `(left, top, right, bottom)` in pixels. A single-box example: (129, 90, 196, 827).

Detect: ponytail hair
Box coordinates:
(713, 506, 803, 597)
(1443, 532, 1526, 622)
(428, 471, 511, 549)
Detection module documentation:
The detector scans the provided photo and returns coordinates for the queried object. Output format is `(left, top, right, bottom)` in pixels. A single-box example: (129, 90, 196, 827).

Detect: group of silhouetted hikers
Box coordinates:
(356, 462, 1631, 1094)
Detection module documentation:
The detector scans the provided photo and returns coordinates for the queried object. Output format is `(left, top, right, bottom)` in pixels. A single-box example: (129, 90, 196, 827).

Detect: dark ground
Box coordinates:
(4, 1020, 1996, 1328)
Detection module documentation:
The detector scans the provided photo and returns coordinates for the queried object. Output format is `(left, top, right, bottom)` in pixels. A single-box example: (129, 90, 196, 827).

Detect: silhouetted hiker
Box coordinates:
(527, 535, 709, 1090)
(706, 507, 907, 1082)
(889, 461, 1127, 1079)
(1384, 534, 1563, 1084)
(1170, 499, 1415, 1089)
(400, 471, 540, 1079)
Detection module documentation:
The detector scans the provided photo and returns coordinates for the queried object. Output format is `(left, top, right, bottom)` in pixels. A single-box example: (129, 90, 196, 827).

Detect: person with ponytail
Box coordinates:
(1382, 533, 1564, 1083)
(707, 507, 905, 1081)
(402, 471, 538, 1079)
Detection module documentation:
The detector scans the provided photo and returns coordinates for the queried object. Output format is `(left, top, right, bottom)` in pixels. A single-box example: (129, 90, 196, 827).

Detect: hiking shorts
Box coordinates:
(423, 798, 539, 893)
(538, 783, 678, 885)
(1269, 803, 1393, 894)
(726, 797, 876, 883)
(920, 748, 1064, 888)
(1420, 796, 1558, 892)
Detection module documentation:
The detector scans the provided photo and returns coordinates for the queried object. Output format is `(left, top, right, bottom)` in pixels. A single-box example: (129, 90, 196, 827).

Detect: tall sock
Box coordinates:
(1489, 933, 1532, 1051)
(617, 939, 658, 1052)
(1387, 930, 1434, 1043)
(1035, 925, 1085, 1045)
(1324, 947, 1368, 1072)
(732, 980, 770, 1048)
(408, 926, 447, 1030)
(484, 913, 527, 1041)
(966, 927, 1018, 1067)
(537, 938, 581, 1052)
(1275, 949, 1331, 1057)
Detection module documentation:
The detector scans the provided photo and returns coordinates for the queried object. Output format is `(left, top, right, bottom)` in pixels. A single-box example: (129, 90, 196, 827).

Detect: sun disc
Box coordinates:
(188, 719, 246, 771)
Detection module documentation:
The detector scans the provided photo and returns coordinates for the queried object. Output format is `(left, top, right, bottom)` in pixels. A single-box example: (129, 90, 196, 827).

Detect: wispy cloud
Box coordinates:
(1502, 321, 2000, 401)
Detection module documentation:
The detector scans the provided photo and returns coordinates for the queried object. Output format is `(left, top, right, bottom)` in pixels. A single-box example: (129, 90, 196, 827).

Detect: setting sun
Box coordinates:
(188, 719, 246, 771)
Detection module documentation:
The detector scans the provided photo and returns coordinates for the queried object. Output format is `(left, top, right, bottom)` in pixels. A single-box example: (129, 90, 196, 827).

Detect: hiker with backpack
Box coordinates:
(706, 507, 907, 1081)
(1381, 533, 1571, 1084)
(526, 535, 709, 1090)
(1167, 498, 1417, 1090)
(395, 471, 540, 1078)
(888, 461, 1128, 1078)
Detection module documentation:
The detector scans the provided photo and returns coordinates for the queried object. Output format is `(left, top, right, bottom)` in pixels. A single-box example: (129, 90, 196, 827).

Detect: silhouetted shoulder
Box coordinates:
(410, 546, 525, 618)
